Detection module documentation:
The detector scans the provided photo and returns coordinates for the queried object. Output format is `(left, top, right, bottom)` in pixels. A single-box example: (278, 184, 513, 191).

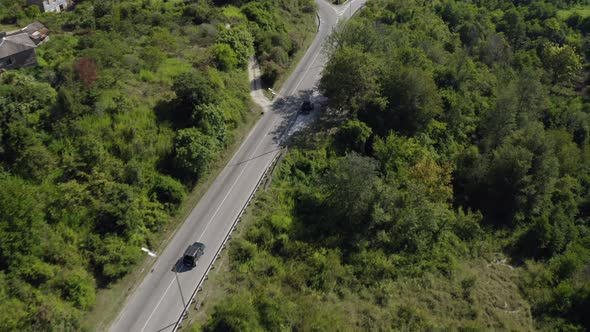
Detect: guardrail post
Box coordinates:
(172, 150, 285, 332)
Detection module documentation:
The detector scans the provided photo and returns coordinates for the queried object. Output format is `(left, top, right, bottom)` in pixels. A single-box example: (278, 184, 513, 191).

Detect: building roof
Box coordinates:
(0, 33, 36, 59)
(21, 21, 46, 35)
(0, 21, 49, 60)
(15, 21, 49, 45)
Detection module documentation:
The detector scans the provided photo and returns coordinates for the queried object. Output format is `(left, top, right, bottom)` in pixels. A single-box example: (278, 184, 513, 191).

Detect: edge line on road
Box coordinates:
(140, 115, 280, 332)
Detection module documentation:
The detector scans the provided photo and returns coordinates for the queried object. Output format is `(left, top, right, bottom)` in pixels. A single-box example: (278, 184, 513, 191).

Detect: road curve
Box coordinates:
(108, 1, 365, 331)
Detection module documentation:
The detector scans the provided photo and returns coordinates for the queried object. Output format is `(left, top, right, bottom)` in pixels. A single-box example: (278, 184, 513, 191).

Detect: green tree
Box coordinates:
(174, 128, 219, 180)
(483, 124, 559, 225)
(193, 103, 227, 142)
(211, 43, 239, 71)
(216, 26, 254, 67)
(379, 66, 441, 135)
(55, 268, 96, 310)
(320, 46, 384, 113)
(498, 8, 527, 49)
(543, 43, 583, 85)
(337, 119, 372, 154)
(205, 292, 263, 332)
(320, 153, 378, 235)
(172, 71, 217, 124)
(0, 176, 45, 270)
(326, 19, 380, 54)
(91, 235, 139, 281)
(151, 175, 186, 212)
(0, 295, 27, 331)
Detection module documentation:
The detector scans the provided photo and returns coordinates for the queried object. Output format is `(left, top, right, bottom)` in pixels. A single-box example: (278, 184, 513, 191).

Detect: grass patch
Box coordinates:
(0, 23, 18, 32)
(83, 106, 261, 332)
(222, 5, 246, 22)
(557, 5, 590, 19)
(156, 58, 193, 84)
(382, 258, 534, 331)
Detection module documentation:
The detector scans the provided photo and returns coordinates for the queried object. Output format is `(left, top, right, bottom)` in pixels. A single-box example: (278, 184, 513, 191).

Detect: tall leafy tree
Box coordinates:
(320, 46, 384, 113)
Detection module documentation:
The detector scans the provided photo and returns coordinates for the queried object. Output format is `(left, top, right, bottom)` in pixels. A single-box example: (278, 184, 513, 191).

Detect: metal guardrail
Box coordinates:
(171, 4, 321, 327)
(171, 1, 363, 329)
(171, 149, 283, 331)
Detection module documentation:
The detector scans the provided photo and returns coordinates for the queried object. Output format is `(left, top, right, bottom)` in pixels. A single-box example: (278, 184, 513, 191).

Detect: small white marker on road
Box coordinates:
(141, 247, 157, 257)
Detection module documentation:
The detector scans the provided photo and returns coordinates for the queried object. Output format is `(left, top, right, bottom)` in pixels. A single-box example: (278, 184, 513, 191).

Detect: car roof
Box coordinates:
(185, 242, 205, 255)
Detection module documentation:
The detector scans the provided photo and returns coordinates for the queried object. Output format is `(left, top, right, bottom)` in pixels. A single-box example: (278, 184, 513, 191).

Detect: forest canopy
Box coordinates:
(196, 0, 590, 331)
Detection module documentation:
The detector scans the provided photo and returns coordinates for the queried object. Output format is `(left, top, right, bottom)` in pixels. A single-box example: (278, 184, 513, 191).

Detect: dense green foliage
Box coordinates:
(0, 0, 314, 330)
(199, 0, 590, 331)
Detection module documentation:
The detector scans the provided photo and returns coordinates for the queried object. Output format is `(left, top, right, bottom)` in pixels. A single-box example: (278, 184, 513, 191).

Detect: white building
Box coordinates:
(27, 0, 71, 13)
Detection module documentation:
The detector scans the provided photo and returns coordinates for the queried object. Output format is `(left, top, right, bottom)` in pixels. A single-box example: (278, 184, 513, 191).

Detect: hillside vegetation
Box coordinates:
(0, 0, 315, 330)
(194, 0, 590, 331)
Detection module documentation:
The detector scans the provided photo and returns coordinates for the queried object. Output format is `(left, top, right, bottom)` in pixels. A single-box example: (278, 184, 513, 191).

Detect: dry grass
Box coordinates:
(472, 260, 533, 330)
(382, 258, 534, 331)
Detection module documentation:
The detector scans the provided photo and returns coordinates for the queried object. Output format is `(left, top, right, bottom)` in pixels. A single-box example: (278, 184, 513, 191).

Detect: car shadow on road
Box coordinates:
(283, 100, 347, 150)
(269, 90, 314, 145)
(171, 259, 192, 273)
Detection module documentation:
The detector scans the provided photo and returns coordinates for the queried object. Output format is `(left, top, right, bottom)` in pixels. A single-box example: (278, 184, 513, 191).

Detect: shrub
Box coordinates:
(261, 60, 282, 85)
(151, 175, 186, 211)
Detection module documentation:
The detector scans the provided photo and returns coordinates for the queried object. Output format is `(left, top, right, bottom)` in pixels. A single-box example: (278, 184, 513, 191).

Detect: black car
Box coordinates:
(182, 242, 205, 268)
(301, 99, 313, 114)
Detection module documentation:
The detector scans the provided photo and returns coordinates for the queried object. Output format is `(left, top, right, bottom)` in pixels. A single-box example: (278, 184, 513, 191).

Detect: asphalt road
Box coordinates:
(108, 1, 366, 331)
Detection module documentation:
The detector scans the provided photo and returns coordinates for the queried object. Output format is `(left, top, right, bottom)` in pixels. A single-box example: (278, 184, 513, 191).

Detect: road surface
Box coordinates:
(108, 1, 366, 331)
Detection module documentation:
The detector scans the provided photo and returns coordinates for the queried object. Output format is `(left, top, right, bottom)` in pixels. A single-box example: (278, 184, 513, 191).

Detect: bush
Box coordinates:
(174, 128, 219, 181)
(55, 268, 96, 310)
(151, 175, 186, 212)
(269, 47, 289, 66)
(216, 26, 254, 67)
(211, 43, 239, 71)
(205, 292, 263, 332)
(92, 236, 139, 281)
(261, 60, 282, 85)
(230, 238, 258, 264)
(336, 119, 372, 153)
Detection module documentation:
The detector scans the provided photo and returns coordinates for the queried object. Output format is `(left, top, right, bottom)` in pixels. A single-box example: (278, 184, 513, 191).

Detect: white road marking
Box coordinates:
(140, 278, 176, 332)
(293, 0, 357, 96)
(328, 3, 339, 15)
(291, 40, 325, 94)
(117, 2, 369, 331)
(140, 115, 280, 332)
